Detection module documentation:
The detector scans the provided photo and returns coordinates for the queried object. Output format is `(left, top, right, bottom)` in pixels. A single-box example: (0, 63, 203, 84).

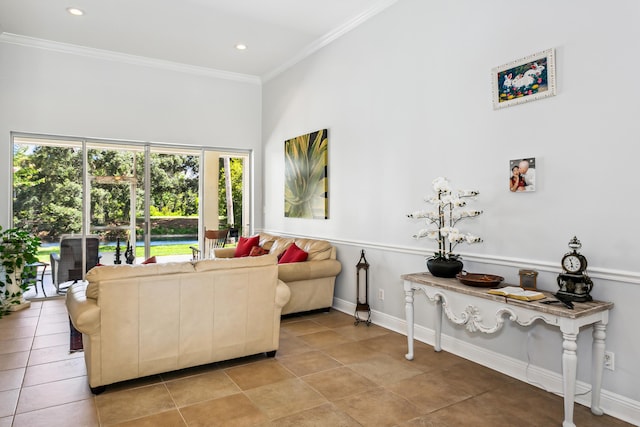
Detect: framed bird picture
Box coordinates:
(492, 49, 556, 109)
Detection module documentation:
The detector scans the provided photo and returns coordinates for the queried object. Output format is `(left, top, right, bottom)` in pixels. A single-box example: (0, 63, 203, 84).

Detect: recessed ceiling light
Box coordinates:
(235, 44, 247, 51)
(66, 7, 84, 16)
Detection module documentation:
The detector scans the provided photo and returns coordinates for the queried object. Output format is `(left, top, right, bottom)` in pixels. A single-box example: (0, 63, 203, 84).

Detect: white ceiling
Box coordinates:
(0, 0, 396, 79)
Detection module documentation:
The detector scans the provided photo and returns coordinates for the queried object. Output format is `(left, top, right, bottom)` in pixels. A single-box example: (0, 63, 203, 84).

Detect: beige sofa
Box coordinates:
(65, 254, 290, 392)
(214, 233, 342, 315)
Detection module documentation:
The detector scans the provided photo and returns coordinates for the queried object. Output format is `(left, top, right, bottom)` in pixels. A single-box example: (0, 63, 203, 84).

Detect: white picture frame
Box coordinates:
(492, 48, 556, 109)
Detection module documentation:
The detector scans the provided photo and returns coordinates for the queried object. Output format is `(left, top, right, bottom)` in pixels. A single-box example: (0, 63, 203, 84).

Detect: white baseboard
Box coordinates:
(332, 297, 640, 426)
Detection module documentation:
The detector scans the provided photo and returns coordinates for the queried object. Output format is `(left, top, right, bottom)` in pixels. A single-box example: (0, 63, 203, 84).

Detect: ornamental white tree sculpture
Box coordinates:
(408, 177, 482, 268)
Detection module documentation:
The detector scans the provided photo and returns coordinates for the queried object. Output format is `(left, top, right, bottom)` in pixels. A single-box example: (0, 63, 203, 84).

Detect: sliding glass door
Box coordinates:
(87, 143, 202, 263)
(201, 150, 250, 244)
(146, 147, 200, 261)
(86, 142, 142, 264)
(12, 133, 251, 271)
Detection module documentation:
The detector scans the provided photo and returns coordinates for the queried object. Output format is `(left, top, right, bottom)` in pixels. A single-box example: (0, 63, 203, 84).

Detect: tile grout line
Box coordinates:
(11, 301, 93, 421)
(11, 301, 41, 423)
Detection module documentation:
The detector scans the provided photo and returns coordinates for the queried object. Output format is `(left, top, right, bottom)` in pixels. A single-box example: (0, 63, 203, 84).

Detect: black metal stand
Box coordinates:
(125, 241, 135, 264)
(354, 303, 371, 326)
(354, 249, 371, 326)
(114, 237, 122, 264)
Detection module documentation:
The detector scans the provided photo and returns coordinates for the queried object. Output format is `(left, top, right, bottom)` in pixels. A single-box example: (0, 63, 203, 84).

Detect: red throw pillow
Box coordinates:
(278, 243, 308, 264)
(234, 235, 260, 257)
(249, 246, 268, 257)
(141, 256, 157, 264)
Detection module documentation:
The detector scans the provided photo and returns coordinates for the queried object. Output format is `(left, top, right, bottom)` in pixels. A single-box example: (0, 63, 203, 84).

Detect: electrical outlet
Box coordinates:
(378, 289, 384, 301)
(604, 351, 615, 371)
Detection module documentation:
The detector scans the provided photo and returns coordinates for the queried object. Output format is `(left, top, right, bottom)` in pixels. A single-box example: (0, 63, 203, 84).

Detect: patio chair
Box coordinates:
(50, 235, 101, 294)
(190, 228, 229, 261)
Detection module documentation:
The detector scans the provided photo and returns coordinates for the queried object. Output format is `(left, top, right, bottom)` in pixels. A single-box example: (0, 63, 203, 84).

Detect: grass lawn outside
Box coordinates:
(36, 243, 238, 263)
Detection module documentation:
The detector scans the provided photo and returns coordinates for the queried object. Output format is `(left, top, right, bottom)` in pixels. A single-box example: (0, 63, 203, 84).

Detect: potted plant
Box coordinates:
(0, 226, 41, 317)
(407, 177, 483, 277)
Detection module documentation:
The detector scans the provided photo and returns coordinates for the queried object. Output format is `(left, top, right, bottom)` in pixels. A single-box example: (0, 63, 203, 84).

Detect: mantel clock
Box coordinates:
(556, 236, 593, 302)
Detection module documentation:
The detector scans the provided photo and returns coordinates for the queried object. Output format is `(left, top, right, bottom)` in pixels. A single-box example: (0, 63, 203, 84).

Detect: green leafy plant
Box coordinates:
(0, 226, 41, 317)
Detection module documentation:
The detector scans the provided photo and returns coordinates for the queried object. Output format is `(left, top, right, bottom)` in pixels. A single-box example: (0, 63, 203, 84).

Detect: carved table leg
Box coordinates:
(404, 285, 415, 360)
(591, 322, 606, 416)
(562, 331, 578, 427)
(434, 294, 442, 352)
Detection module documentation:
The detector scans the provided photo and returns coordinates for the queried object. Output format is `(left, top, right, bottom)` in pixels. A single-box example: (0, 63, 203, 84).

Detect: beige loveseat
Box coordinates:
(65, 254, 290, 392)
(214, 233, 342, 315)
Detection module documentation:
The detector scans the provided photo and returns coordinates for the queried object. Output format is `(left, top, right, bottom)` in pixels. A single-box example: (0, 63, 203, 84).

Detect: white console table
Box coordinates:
(402, 272, 614, 427)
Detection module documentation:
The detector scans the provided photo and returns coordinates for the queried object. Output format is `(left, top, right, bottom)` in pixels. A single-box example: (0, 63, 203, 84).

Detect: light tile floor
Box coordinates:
(0, 299, 632, 426)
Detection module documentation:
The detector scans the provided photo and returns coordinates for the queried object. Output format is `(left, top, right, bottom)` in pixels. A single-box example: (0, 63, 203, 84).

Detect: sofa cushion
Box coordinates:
(266, 237, 295, 258)
(234, 235, 260, 257)
(85, 262, 195, 299)
(257, 233, 334, 261)
(194, 254, 277, 272)
(278, 243, 308, 264)
(292, 238, 333, 261)
(258, 233, 278, 252)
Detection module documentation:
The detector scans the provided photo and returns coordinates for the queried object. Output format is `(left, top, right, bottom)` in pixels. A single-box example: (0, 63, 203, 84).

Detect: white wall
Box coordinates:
(0, 41, 262, 229)
(263, 0, 640, 421)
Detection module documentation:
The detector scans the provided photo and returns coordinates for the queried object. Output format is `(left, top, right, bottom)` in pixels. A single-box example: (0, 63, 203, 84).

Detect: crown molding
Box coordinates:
(262, 0, 399, 82)
(1, 0, 399, 85)
(0, 32, 261, 85)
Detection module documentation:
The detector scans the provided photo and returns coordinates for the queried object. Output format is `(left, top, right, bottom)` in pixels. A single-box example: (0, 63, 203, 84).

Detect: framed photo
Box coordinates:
(509, 157, 536, 192)
(492, 48, 556, 109)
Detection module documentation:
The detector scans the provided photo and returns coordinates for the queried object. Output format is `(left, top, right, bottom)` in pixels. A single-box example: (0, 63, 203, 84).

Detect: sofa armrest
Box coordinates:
(213, 247, 235, 258)
(275, 280, 291, 308)
(277, 259, 342, 283)
(65, 281, 100, 335)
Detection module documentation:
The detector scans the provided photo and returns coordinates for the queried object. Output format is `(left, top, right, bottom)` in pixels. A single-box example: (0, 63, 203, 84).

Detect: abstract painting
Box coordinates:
(284, 129, 328, 219)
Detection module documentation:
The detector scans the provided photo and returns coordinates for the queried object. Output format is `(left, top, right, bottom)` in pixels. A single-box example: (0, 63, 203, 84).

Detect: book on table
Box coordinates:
(488, 286, 545, 301)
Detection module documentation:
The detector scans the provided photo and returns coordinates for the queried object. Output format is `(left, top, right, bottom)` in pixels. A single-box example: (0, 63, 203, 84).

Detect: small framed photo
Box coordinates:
(509, 158, 536, 192)
(492, 48, 556, 109)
